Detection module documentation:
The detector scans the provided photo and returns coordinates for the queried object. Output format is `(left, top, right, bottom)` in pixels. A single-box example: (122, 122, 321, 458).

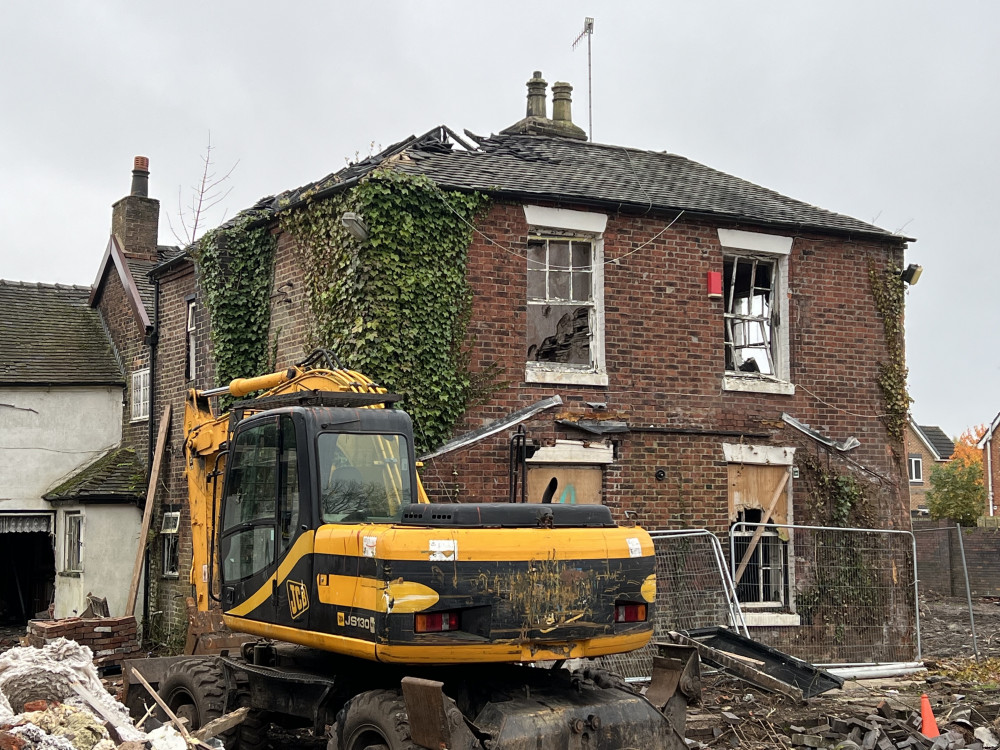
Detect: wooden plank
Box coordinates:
(127, 404, 171, 616)
(192, 706, 250, 741)
(129, 666, 193, 742)
(733, 469, 789, 586)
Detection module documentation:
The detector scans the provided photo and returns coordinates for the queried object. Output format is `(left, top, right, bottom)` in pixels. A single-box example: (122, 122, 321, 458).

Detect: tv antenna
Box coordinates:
(572, 17, 595, 141)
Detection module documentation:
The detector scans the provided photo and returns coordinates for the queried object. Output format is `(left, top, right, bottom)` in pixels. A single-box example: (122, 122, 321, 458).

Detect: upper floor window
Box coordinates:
(185, 300, 197, 381)
(719, 230, 793, 396)
(131, 368, 150, 421)
(523, 205, 608, 387)
(908, 454, 923, 483)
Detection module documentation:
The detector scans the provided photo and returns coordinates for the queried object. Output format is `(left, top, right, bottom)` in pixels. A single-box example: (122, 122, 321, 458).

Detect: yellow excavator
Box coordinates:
(125, 351, 699, 750)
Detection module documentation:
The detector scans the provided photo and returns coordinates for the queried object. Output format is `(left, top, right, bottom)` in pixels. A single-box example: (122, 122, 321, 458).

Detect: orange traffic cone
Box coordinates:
(920, 693, 939, 738)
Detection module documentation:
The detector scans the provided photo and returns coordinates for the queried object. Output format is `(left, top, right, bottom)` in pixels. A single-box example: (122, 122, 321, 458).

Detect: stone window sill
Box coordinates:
(723, 375, 795, 396)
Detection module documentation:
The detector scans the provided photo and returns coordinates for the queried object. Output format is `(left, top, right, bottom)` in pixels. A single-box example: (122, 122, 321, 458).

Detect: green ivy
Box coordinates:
(279, 170, 491, 453)
(194, 210, 277, 397)
(798, 453, 869, 527)
(869, 261, 911, 442)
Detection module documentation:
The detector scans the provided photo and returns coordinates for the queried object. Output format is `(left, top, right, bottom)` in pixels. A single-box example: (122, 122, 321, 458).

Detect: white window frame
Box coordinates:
(908, 454, 923, 483)
(718, 229, 793, 396)
(523, 205, 608, 387)
(186, 300, 197, 381)
(64, 511, 83, 572)
(131, 368, 150, 422)
(161, 511, 181, 578)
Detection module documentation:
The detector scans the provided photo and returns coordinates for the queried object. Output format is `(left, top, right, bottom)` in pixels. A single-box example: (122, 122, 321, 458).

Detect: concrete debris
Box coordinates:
(0, 639, 190, 750)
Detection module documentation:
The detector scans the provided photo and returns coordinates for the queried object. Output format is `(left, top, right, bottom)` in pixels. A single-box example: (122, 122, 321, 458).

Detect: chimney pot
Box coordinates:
(551, 82, 574, 124)
(130, 155, 149, 197)
(526, 71, 548, 119)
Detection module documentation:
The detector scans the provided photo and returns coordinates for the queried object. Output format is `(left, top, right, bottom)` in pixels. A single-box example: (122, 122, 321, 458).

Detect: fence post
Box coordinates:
(954, 522, 980, 663)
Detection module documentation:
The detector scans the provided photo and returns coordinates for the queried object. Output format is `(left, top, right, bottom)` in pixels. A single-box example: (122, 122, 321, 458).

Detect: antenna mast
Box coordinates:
(572, 17, 595, 141)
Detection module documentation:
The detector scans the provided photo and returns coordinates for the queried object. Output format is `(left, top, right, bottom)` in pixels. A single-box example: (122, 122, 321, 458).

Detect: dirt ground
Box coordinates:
(9, 596, 1000, 749)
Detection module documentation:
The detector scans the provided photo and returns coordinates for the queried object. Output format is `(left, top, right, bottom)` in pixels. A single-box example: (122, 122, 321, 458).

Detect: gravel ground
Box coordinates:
(919, 594, 1000, 661)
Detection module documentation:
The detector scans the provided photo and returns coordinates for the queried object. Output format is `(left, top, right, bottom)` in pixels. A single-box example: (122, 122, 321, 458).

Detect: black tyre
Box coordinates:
(157, 658, 228, 731)
(335, 690, 418, 750)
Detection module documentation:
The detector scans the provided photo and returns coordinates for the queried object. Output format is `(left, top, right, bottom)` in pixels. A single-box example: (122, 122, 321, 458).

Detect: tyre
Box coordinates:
(335, 690, 418, 750)
(157, 658, 228, 731)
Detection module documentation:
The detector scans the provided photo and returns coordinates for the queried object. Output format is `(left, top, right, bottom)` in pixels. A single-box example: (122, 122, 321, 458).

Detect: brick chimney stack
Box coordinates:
(111, 156, 160, 261)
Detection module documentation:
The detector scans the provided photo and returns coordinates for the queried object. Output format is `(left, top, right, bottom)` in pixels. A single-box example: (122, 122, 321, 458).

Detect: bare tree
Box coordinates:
(168, 133, 238, 246)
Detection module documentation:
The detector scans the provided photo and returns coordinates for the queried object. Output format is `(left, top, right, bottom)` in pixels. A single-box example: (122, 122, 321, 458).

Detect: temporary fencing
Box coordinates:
(599, 529, 746, 680)
(729, 522, 920, 665)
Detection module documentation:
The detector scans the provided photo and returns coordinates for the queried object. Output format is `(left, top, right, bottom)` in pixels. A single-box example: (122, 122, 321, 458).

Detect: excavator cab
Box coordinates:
(217, 404, 419, 630)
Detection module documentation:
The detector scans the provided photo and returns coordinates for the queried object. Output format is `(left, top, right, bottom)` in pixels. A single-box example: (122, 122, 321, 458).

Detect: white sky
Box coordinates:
(1, 1, 996, 438)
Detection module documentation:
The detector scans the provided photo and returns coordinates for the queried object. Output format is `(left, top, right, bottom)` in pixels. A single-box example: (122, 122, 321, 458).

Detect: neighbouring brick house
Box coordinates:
(905, 420, 954, 515)
(977, 413, 1000, 520)
(138, 72, 915, 646)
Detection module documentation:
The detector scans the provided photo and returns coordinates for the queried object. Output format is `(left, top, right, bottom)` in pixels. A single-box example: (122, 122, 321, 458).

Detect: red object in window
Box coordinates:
(707, 271, 723, 299)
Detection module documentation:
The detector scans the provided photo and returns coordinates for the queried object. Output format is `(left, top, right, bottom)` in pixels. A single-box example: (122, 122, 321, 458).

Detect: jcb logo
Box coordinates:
(287, 580, 309, 620)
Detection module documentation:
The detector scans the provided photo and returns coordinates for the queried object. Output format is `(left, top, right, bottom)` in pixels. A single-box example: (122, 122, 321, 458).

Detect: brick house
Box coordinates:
(977, 413, 1000, 519)
(142, 72, 915, 641)
(904, 421, 954, 515)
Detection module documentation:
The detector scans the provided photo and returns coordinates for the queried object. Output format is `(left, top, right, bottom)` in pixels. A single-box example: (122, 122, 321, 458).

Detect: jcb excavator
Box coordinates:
(125, 351, 699, 750)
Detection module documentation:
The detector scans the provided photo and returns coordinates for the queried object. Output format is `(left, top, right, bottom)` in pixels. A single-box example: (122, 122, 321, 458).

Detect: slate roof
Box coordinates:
(917, 424, 955, 460)
(272, 127, 905, 242)
(0, 281, 121, 385)
(44, 447, 145, 504)
(126, 246, 178, 316)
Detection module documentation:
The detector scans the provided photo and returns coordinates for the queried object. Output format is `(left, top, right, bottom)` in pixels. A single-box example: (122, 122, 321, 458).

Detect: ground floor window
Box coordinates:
(64, 512, 83, 572)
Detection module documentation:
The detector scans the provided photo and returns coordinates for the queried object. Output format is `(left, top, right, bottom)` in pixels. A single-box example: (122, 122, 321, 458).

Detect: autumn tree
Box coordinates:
(927, 424, 987, 525)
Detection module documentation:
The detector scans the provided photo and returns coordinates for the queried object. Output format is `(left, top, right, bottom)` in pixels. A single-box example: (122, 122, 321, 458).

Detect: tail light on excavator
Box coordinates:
(414, 611, 461, 633)
(614, 602, 648, 623)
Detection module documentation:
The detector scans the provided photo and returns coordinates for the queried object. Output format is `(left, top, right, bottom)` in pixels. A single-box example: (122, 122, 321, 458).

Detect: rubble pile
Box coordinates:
(22, 619, 141, 672)
(684, 674, 1000, 750)
(0, 640, 186, 750)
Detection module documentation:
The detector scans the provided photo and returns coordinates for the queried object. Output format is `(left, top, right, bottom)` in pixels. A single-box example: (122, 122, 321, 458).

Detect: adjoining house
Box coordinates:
(0, 281, 138, 620)
(905, 420, 955, 516)
(134, 71, 916, 642)
(977, 413, 1000, 519)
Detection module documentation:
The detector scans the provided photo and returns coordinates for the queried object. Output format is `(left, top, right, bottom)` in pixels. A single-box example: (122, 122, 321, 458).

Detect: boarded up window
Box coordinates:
(728, 464, 790, 526)
(526, 466, 602, 505)
(728, 464, 791, 607)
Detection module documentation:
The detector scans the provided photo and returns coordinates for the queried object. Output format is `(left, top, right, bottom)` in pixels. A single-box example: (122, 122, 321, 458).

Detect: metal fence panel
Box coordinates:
(731, 522, 919, 665)
(600, 530, 745, 680)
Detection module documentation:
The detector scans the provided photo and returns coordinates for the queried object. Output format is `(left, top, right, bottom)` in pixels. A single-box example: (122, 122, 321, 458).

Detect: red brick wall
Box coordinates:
(984, 436, 1000, 519)
(111, 195, 159, 261)
(147, 196, 911, 633)
(914, 518, 1000, 596)
(420, 202, 909, 532)
(93, 268, 150, 459)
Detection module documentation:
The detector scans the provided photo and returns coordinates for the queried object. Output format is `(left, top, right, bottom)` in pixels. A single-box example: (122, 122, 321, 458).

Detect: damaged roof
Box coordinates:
(271, 127, 904, 242)
(44, 447, 145, 504)
(0, 281, 121, 385)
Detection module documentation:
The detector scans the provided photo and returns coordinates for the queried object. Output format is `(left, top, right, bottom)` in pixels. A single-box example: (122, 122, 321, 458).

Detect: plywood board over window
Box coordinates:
(728, 464, 791, 526)
(526, 466, 603, 505)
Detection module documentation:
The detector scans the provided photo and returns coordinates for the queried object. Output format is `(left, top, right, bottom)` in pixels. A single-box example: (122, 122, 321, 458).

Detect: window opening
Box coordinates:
(131, 368, 150, 421)
(908, 455, 923, 483)
(65, 512, 83, 572)
(733, 509, 787, 607)
(527, 236, 595, 368)
(161, 511, 180, 577)
(185, 301, 197, 381)
(724, 256, 777, 376)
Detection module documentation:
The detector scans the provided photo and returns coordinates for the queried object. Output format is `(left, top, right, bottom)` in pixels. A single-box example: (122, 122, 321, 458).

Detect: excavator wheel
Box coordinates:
(157, 658, 228, 732)
(334, 690, 419, 750)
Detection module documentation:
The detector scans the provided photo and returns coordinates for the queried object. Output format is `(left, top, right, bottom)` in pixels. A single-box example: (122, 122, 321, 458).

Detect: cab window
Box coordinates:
(318, 433, 410, 523)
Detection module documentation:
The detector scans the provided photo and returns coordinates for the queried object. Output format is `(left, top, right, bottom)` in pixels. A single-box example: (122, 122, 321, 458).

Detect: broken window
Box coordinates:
(527, 236, 595, 368)
(131, 368, 150, 421)
(732, 509, 788, 607)
(64, 512, 82, 572)
(161, 511, 180, 577)
(724, 255, 777, 376)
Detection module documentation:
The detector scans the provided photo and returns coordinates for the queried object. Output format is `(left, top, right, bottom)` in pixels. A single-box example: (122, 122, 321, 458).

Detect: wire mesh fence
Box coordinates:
(599, 529, 745, 680)
(730, 523, 919, 665)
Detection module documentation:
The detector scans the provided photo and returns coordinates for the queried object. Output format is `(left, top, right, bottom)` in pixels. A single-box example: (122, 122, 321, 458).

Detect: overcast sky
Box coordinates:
(1, 1, 995, 438)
